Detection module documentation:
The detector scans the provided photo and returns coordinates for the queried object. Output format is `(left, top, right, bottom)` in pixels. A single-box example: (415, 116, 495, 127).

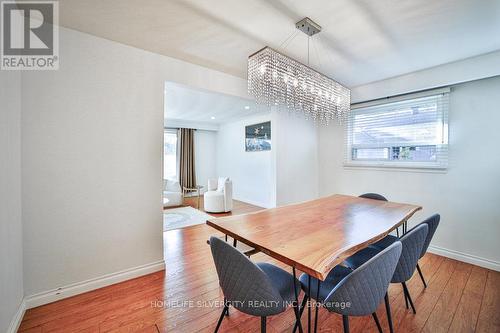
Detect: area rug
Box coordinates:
(163, 206, 211, 231)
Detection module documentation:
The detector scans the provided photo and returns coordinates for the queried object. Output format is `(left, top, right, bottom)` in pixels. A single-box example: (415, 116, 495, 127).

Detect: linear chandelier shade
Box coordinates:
(248, 46, 351, 124)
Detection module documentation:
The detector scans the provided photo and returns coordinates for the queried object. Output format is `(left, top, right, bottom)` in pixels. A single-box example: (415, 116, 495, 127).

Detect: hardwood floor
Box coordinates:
(19, 220, 499, 332)
(170, 197, 264, 217)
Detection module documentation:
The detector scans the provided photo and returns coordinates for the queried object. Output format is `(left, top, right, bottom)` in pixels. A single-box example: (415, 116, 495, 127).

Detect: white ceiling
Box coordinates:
(58, 0, 500, 87)
(165, 82, 267, 124)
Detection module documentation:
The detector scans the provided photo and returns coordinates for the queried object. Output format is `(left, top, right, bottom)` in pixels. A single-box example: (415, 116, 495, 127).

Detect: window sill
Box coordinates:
(343, 162, 448, 174)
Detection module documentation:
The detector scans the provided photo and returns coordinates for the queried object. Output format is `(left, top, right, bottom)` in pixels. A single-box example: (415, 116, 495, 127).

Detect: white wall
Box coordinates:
(215, 111, 320, 208)
(216, 113, 276, 208)
(275, 112, 319, 206)
(194, 130, 217, 191)
(318, 76, 500, 270)
(20, 26, 248, 298)
(0, 71, 24, 332)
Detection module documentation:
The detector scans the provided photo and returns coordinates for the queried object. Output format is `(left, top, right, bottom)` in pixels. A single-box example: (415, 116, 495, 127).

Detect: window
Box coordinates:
(164, 129, 178, 180)
(345, 89, 449, 169)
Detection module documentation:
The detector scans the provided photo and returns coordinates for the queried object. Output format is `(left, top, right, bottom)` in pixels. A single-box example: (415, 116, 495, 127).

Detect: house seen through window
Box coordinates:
(346, 91, 449, 169)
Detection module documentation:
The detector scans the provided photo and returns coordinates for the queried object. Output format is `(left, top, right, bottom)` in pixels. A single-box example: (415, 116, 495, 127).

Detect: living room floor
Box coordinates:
(169, 196, 264, 218)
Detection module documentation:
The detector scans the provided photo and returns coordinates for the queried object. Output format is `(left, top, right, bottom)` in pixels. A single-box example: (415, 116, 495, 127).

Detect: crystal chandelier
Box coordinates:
(248, 18, 350, 124)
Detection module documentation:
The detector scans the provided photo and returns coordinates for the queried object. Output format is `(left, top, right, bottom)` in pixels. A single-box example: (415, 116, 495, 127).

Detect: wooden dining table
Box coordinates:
(206, 194, 421, 332)
(206, 194, 422, 281)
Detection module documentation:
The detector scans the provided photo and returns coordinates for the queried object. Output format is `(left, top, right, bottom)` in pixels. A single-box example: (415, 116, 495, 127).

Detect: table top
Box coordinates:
(206, 194, 421, 280)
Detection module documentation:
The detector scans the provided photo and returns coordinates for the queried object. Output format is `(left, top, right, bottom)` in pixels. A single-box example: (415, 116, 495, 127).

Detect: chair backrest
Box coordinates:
(207, 178, 218, 191)
(324, 241, 402, 316)
(419, 214, 440, 258)
(359, 193, 388, 201)
(217, 177, 230, 192)
(209, 237, 285, 316)
(391, 224, 428, 283)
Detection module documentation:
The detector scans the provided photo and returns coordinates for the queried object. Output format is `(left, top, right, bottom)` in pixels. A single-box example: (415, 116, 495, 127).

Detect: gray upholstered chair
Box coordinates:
(358, 193, 405, 237)
(415, 214, 440, 287)
(345, 224, 428, 333)
(297, 241, 402, 333)
(209, 236, 302, 333)
(371, 214, 440, 288)
(359, 193, 388, 201)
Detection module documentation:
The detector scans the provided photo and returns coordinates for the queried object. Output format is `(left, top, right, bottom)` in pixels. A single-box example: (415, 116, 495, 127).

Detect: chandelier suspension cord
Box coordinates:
(316, 34, 336, 71)
(312, 37, 324, 72)
(278, 29, 295, 48)
(307, 36, 310, 65)
(282, 31, 299, 51)
(278, 30, 299, 51)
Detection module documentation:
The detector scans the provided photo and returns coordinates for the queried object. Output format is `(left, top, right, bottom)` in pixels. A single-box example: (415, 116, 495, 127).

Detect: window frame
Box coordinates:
(344, 88, 449, 170)
(163, 128, 179, 180)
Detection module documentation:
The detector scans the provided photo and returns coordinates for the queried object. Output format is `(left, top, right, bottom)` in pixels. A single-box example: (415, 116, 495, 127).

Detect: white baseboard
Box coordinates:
(7, 299, 26, 333)
(25, 260, 165, 309)
(428, 245, 500, 271)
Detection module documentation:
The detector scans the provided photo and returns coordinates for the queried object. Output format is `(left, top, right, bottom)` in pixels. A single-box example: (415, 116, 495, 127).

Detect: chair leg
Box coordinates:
(292, 295, 309, 333)
(402, 282, 416, 314)
(384, 293, 394, 333)
(372, 312, 383, 333)
(416, 263, 427, 288)
(214, 305, 228, 333)
(223, 298, 229, 316)
(402, 283, 409, 309)
(261, 316, 266, 333)
(342, 315, 349, 333)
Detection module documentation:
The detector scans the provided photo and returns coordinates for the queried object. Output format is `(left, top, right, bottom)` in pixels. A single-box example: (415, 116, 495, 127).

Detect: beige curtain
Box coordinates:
(178, 128, 196, 189)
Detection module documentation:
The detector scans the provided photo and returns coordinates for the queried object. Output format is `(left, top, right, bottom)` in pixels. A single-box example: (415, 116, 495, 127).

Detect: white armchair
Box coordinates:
(204, 177, 233, 213)
(163, 179, 183, 208)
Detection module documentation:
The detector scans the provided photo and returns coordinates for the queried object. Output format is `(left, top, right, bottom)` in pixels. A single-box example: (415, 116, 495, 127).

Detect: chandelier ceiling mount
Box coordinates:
(295, 17, 322, 37)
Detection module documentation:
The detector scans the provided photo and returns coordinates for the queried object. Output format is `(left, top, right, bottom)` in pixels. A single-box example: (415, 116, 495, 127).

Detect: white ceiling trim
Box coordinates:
(351, 50, 500, 103)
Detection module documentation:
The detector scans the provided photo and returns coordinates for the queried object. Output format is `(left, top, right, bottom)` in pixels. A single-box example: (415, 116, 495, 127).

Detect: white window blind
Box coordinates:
(345, 88, 449, 169)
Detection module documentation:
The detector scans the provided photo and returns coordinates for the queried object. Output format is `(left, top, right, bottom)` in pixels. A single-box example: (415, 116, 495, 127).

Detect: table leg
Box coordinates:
(308, 276, 311, 333)
(292, 267, 304, 333)
(314, 279, 321, 333)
